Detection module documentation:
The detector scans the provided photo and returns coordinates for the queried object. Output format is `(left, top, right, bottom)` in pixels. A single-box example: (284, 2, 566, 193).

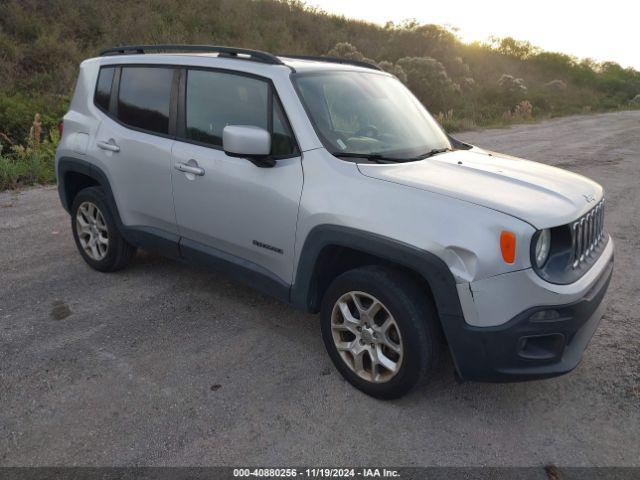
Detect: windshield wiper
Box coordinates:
(334, 148, 454, 163)
(411, 148, 453, 160)
(332, 152, 404, 163)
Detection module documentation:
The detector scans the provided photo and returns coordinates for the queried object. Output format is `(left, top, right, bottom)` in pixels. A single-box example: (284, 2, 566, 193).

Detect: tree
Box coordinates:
(327, 42, 376, 65)
(377, 61, 407, 83)
(491, 37, 538, 59)
(397, 56, 457, 112)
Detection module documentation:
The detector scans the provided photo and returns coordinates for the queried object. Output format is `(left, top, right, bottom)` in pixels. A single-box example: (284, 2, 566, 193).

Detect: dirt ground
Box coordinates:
(1, 110, 639, 466)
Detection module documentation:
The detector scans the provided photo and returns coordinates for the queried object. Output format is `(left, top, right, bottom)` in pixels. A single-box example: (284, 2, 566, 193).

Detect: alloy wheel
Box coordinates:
(330, 291, 403, 383)
(76, 201, 109, 261)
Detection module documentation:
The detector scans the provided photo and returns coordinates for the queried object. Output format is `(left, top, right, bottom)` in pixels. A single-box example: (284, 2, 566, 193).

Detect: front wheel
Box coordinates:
(321, 266, 442, 399)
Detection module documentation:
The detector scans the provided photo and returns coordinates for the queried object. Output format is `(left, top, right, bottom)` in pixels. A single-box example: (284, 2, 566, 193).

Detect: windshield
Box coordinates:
(293, 70, 451, 160)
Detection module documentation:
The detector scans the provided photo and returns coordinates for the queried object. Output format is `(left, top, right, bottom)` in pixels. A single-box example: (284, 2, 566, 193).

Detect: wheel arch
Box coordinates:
(291, 225, 465, 322)
(57, 157, 117, 215)
(57, 157, 184, 262)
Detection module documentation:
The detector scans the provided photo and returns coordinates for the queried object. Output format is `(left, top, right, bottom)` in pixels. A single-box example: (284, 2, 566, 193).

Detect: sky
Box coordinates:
(308, 0, 639, 70)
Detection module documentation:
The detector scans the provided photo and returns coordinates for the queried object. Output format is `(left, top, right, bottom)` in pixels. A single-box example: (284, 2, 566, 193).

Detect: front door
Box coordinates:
(171, 68, 303, 287)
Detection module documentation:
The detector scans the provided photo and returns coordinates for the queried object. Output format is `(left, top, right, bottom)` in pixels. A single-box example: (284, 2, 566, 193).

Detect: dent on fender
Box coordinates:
(443, 246, 479, 282)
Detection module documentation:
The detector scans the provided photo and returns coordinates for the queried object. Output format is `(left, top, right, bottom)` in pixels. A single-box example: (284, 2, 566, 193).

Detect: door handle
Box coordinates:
(174, 161, 205, 176)
(97, 140, 120, 152)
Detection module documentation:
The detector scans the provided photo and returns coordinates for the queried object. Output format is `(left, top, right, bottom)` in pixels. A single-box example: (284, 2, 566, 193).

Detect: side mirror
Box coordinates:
(223, 125, 274, 167)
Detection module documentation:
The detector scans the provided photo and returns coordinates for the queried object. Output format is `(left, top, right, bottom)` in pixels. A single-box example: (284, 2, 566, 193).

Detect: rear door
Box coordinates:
(171, 68, 303, 287)
(93, 65, 178, 236)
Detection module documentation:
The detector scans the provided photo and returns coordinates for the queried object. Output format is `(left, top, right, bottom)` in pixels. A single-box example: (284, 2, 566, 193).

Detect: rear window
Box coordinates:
(117, 67, 174, 135)
(94, 67, 115, 112)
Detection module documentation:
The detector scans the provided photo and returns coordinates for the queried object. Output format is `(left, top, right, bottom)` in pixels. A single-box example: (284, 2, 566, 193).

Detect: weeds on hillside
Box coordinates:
(0, 129, 59, 190)
(1, 0, 640, 191)
(435, 110, 477, 132)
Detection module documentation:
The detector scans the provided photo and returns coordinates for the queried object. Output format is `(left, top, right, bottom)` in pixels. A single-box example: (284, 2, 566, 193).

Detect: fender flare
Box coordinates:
(291, 225, 464, 318)
(57, 156, 118, 215)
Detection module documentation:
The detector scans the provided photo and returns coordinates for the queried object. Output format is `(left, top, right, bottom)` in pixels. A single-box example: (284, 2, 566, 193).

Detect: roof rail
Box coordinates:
(98, 45, 284, 65)
(279, 54, 382, 71)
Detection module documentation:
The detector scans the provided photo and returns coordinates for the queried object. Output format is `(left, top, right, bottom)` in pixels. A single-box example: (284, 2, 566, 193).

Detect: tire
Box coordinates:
(70, 186, 136, 272)
(321, 265, 442, 399)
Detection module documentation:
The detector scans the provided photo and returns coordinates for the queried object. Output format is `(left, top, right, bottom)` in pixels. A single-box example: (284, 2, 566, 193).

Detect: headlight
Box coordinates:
(534, 229, 551, 267)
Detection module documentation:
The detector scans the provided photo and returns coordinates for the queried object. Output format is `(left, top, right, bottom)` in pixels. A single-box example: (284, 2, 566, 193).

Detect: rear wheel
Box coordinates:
(71, 187, 135, 272)
(321, 266, 442, 399)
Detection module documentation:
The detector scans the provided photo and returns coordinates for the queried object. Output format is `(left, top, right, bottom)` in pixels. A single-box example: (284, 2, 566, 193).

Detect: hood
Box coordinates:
(357, 148, 603, 229)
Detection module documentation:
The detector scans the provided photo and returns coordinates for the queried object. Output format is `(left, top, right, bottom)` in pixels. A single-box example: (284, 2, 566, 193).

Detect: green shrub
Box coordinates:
(397, 56, 458, 113)
(0, 92, 68, 144)
(0, 130, 59, 190)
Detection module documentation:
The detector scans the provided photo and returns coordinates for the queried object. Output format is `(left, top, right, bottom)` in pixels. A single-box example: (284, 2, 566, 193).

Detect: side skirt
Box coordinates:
(120, 226, 291, 304)
(179, 238, 291, 304)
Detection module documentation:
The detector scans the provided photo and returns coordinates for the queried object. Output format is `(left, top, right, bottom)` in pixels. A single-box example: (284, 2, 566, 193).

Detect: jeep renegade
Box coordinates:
(56, 45, 614, 399)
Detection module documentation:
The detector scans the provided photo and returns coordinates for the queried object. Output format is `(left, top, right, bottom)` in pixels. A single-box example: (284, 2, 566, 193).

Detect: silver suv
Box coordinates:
(56, 45, 614, 399)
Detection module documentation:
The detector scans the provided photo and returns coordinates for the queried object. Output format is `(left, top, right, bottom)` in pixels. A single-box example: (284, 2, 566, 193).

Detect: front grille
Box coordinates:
(571, 199, 605, 268)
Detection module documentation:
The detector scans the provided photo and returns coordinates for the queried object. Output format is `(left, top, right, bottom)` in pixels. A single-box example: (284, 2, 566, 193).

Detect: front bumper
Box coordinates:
(446, 238, 614, 382)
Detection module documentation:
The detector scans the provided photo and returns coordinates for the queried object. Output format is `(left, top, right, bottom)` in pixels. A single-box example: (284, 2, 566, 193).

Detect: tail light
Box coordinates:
(58, 120, 64, 138)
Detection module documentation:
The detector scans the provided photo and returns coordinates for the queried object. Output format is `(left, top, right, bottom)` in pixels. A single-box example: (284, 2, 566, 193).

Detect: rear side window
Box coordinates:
(185, 69, 298, 156)
(94, 67, 115, 112)
(117, 67, 174, 135)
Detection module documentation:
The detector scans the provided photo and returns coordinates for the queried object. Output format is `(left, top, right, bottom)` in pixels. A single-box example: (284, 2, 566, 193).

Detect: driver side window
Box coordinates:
(186, 70, 268, 147)
(185, 69, 298, 157)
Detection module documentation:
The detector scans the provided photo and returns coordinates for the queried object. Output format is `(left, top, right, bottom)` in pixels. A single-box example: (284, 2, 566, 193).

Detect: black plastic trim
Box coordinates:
(176, 68, 186, 139)
(109, 67, 121, 115)
(291, 225, 465, 315)
(57, 157, 113, 213)
(122, 225, 181, 260)
(168, 68, 180, 137)
(447, 134, 473, 150)
(99, 45, 284, 66)
(180, 238, 290, 303)
(452, 257, 613, 382)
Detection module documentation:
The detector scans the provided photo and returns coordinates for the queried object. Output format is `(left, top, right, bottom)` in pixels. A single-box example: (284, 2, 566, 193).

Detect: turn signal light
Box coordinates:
(500, 231, 516, 264)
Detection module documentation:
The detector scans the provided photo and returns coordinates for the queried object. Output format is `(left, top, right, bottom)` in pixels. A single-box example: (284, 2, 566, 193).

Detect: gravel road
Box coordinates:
(1, 111, 639, 467)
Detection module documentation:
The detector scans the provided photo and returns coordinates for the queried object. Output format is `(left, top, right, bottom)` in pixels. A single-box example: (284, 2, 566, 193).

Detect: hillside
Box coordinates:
(1, 0, 639, 188)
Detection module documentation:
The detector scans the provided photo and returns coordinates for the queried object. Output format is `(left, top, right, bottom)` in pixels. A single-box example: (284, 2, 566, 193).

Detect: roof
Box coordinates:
(97, 45, 384, 73)
(278, 55, 382, 73)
